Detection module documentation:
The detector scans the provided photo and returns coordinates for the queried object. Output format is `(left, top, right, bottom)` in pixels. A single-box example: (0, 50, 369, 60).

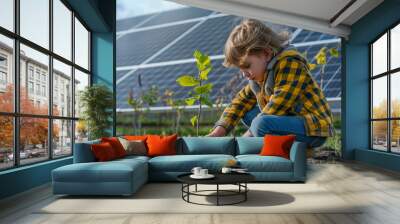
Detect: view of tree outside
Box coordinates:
(0, 85, 62, 168)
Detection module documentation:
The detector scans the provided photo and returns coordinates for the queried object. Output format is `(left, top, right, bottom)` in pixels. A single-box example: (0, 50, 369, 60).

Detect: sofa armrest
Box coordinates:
(73, 140, 100, 163)
(289, 141, 307, 181)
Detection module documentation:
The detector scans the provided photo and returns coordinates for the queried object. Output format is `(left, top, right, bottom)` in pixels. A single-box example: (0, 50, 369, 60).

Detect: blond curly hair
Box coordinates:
(223, 19, 290, 68)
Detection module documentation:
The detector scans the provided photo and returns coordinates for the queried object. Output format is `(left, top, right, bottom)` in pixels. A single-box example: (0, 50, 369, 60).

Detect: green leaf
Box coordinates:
(176, 75, 199, 87)
(329, 48, 339, 58)
(193, 50, 211, 71)
(315, 47, 327, 65)
(194, 83, 213, 94)
(199, 67, 212, 80)
(200, 96, 213, 108)
(185, 97, 197, 106)
(190, 115, 198, 127)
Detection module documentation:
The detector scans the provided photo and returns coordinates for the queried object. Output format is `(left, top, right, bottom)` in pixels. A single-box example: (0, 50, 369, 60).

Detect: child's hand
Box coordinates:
(206, 126, 226, 137)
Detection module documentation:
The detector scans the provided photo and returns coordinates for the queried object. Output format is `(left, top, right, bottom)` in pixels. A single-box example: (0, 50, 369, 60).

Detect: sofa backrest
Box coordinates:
(73, 139, 100, 163)
(177, 137, 236, 155)
(235, 137, 264, 155)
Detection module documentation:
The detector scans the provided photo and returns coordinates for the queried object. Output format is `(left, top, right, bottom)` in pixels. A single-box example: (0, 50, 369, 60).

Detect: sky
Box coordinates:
(117, 0, 185, 20)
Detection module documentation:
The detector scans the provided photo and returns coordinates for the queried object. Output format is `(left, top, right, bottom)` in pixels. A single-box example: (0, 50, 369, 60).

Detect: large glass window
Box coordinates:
(20, 0, 49, 49)
(19, 117, 49, 165)
(53, 119, 72, 158)
(53, 0, 72, 60)
(370, 23, 400, 154)
(372, 34, 387, 77)
(0, 0, 14, 32)
(53, 59, 72, 117)
(0, 1, 91, 170)
(0, 116, 13, 170)
(20, 44, 49, 116)
(391, 24, 400, 70)
(74, 69, 89, 118)
(74, 18, 89, 70)
(0, 35, 14, 113)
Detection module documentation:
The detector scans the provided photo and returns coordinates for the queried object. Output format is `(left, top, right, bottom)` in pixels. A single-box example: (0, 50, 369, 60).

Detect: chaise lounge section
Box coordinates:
(52, 137, 307, 196)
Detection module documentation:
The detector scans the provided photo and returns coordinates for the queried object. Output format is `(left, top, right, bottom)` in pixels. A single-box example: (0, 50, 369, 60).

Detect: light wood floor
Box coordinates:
(1, 161, 400, 224)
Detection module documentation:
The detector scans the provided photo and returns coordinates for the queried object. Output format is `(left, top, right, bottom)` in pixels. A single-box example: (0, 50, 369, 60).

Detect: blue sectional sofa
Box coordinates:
(52, 137, 307, 196)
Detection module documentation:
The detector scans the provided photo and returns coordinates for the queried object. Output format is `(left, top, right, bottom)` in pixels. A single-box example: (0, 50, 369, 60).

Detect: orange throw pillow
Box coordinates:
(146, 134, 178, 157)
(260, 134, 296, 159)
(91, 142, 117, 161)
(101, 137, 127, 158)
(124, 135, 148, 141)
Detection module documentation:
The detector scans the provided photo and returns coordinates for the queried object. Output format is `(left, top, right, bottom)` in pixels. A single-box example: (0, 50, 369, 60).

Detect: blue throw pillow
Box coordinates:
(178, 137, 235, 155)
(236, 137, 264, 155)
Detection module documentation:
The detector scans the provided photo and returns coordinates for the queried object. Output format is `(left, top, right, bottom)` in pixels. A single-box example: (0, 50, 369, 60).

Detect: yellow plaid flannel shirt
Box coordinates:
(215, 50, 335, 137)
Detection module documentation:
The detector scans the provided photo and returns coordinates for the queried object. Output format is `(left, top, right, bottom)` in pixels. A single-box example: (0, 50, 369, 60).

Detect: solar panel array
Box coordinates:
(117, 22, 196, 66)
(116, 6, 341, 111)
(117, 14, 154, 31)
(139, 7, 214, 27)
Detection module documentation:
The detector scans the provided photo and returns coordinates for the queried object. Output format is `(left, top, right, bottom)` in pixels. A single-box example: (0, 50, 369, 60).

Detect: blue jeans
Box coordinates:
(241, 105, 327, 148)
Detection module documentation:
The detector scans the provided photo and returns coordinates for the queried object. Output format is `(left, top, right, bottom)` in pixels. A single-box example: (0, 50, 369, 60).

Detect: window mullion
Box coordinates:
(49, 0, 53, 160)
(13, 0, 20, 167)
(370, 45, 373, 149)
(388, 29, 391, 152)
(71, 10, 76, 154)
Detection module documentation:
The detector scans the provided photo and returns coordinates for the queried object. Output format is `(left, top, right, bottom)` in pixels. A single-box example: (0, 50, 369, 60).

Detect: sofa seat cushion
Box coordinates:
(52, 159, 147, 183)
(236, 155, 293, 172)
(116, 155, 150, 163)
(149, 154, 235, 172)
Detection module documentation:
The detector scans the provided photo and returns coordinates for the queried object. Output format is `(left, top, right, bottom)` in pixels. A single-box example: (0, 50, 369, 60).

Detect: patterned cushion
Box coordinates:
(118, 137, 147, 156)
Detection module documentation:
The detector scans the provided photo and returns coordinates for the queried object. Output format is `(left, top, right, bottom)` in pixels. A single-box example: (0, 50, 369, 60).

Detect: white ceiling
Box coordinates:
(169, 0, 384, 38)
(227, 0, 352, 22)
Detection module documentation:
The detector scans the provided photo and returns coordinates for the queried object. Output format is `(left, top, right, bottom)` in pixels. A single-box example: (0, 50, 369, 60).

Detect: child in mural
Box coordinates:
(207, 19, 334, 148)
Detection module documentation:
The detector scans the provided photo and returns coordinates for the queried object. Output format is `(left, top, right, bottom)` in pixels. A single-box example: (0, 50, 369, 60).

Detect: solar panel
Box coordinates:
(116, 7, 342, 111)
(117, 70, 129, 79)
(139, 7, 214, 27)
(117, 22, 196, 67)
(150, 16, 296, 64)
(117, 14, 155, 31)
(150, 15, 241, 63)
(291, 30, 310, 43)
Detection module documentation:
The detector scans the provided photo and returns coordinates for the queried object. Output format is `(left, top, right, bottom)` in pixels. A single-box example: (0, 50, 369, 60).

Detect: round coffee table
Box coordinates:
(177, 172, 255, 206)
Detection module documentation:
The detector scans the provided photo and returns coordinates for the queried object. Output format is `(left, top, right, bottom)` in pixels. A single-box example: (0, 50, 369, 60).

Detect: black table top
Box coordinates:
(177, 172, 255, 185)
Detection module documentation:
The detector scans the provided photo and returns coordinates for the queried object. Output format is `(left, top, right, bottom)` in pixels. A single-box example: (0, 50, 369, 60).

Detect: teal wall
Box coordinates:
(343, 0, 400, 171)
(0, 0, 115, 200)
(0, 158, 72, 199)
(91, 32, 115, 136)
(92, 33, 114, 87)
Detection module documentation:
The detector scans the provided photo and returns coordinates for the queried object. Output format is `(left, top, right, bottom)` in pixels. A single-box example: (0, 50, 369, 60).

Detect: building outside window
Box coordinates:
(28, 81, 34, 94)
(0, 54, 7, 90)
(41, 73, 46, 83)
(0, 54, 7, 67)
(36, 83, 40, 95)
(35, 70, 40, 81)
(0, 71, 6, 85)
(42, 85, 46, 97)
(28, 66, 34, 80)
